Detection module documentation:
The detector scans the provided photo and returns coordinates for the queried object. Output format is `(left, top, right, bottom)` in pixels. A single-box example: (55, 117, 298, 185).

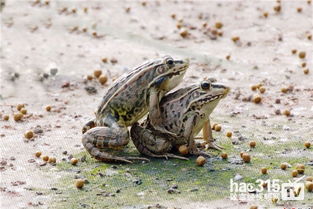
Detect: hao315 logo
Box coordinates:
(281, 182, 304, 201)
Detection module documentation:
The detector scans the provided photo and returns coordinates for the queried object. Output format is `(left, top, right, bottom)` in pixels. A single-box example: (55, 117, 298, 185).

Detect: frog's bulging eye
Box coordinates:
(201, 81, 211, 90)
(166, 59, 174, 65)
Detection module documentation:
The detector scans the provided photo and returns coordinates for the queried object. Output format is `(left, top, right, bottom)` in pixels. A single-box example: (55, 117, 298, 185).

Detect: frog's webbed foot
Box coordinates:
(205, 141, 224, 151)
(151, 153, 189, 160)
(188, 146, 211, 158)
(124, 156, 150, 162)
(82, 120, 96, 134)
(164, 153, 189, 160)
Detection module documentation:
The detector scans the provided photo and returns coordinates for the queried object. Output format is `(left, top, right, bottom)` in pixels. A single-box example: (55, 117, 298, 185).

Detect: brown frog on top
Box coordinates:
(130, 79, 230, 159)
(82, 56, 189, 163)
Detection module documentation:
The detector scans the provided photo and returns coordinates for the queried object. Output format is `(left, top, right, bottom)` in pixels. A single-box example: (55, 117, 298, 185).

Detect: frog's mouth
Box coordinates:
(166, 68, 186, 79)
(222, 87, 230, 97)
(200, 94, 226, 103)
(166, 61, 189, 79)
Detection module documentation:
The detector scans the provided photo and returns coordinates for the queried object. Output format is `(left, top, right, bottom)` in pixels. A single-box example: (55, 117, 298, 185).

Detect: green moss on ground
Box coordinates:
(49, 137, 312, 209)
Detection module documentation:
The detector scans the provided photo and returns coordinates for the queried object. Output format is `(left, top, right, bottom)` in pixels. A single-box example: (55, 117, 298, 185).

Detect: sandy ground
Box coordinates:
(0, 0, 313, 208)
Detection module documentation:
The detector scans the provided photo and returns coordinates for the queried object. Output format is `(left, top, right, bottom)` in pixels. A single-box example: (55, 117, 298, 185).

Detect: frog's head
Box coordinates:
(152, 55, 189, 92)
(199, 79, 230, 99)
(188, 79, 230, 115)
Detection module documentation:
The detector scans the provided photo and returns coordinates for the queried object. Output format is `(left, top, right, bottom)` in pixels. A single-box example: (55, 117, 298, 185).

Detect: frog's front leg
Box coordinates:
(148, 87, 177, 137)
(203, 119, 223, 151)
(82, 121, 149, 163)
(183, 115, 211, 157)
(130, 123, 188, 160)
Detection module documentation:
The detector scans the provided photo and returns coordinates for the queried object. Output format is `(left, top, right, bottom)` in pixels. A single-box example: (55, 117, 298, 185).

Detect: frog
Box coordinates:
(82, 56, 190, 163)
(130, 79, 230, 159)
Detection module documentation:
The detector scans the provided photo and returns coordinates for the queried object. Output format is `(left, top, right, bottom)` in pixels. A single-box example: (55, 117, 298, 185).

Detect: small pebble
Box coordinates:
(214, 124, 222, 132)
(281, 87, 288, 93)
(75, 179, 85, 189)
(259, 87, 266, 94)
(291, 170, 298, 177)
(16, 104, 24, 111)
(71, 158, 78, 165)
(221, 152, 228, 159)
(48, 157, 56, 164)
(282, 110, 290, 116)
(304, 141, 311, 148)
(196, 156, 206, 166)
(306, 176, 313, 182)
(253, 95, 262, 104)
(20, 108, 27, 114)
(110, 58, 118, 64)
(273, 5, 281, 13)
(180, 29, 190, 38)
(305, 182, 313, 192)
(298, 51, 306, 59)
(296, 164, 305, 174)
(261, 167, 268, 174)
(178, 145, 188, 155)
(3, 115, 9, 121)
(231, 36, 240, 42)
(99, 75, 108, 85)
(14, 113, 23, 121)
(42, 156, 49, 162)
(94, 70, 102, 78)
(35, 151, 42, 158)
(50, 68, 58, 76)
(280, 163, 287, 170)
(215, 22, 223, 29)
(275, 109, 281, 115)
(242, 153, 251, 163)
(86, 75, 93, 81)
(226, 132, 232, 138)
(45, 106, 51, 112)
(291, 49, 297, 54)
(249, 141, 256, 148)
(24, 130, 34, 139)
(303, 69, 309, 74)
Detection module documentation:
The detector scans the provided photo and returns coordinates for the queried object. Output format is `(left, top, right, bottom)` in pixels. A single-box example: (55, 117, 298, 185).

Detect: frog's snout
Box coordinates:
(224, 86, 230, 95)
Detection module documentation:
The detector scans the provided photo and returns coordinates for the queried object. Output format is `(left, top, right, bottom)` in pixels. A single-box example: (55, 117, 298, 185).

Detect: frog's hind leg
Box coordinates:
(130, 123, 188, 160)
(82, 126, 149, 163)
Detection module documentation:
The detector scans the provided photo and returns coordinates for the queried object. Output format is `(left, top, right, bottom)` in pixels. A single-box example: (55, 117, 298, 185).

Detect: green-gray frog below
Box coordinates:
(130, 79, 230, 159)
(82, 56, 189, 163)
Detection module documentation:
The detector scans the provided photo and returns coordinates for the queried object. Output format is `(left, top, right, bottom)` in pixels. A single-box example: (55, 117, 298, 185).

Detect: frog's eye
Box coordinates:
(201, 81, 211, 90)
(166, 59, 174, 65)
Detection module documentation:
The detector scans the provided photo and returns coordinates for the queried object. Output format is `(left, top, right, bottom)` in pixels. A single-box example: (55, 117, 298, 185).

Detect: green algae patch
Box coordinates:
(50, 149, 236, 209)
(49, 135, 313, 209)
